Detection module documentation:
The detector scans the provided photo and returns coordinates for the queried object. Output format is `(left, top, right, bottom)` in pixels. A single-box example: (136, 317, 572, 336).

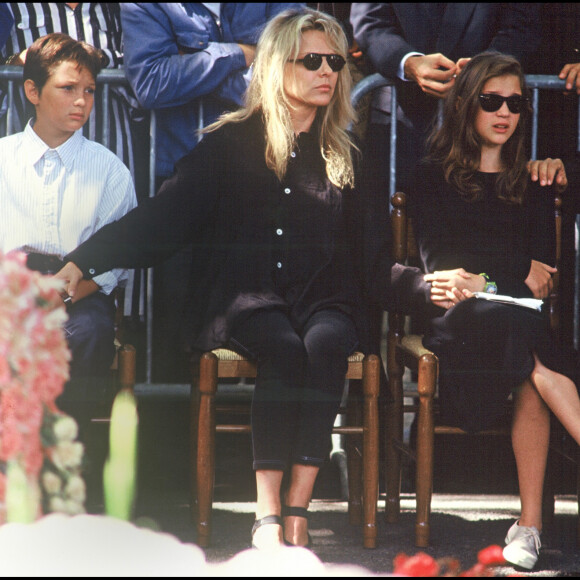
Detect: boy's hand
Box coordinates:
(559, 62, 580, 94)
(527, 158, 568, 193)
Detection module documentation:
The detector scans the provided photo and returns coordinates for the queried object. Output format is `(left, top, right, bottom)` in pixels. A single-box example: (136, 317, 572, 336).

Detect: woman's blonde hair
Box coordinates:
(203, 8, 357, 188)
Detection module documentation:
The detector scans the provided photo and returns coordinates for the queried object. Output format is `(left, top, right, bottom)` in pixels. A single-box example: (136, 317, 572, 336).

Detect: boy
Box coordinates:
(0, 33, 137, 378)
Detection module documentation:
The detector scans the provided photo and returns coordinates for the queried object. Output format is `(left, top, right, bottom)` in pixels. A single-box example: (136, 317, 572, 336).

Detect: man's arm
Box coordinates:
(351, 3, 457, 98)
(120, 3, 250, 109)
(0, 3, 14, 50)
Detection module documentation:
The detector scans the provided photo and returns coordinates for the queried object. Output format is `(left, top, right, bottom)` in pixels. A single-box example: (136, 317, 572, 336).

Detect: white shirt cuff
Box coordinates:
(398, 52, 425, 81)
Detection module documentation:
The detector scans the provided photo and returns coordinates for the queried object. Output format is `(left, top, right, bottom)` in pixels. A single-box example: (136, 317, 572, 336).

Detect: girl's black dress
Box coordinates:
(410, 162, 575, 432)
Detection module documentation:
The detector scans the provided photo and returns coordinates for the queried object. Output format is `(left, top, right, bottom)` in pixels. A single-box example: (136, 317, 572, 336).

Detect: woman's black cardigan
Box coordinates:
(65, 114, 432, 352)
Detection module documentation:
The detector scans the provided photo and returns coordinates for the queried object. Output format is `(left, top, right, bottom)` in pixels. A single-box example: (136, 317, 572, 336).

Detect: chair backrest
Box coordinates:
(390, 190, 563, 337)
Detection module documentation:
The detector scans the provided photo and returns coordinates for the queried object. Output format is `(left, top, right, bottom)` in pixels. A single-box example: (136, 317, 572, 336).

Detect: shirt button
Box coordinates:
(284, 188, 291, 194)
(276, 228, 283, 236)
(89, 268, 96, 275)
(276, 262, 282, 269)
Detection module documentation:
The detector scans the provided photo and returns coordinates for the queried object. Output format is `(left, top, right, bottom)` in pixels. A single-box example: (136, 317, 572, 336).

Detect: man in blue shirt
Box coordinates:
(120, 3, 303, 381)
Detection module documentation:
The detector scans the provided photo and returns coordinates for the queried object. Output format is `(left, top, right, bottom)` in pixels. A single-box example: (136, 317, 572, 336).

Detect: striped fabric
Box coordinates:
(0, 122, 137, 295)
(0, 2, 138, 177)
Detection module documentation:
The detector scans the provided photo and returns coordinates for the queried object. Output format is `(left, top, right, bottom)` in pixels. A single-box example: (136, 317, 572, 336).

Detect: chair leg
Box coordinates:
(189, 355, 201, 524)
(385, 320, 404, 523)
(196, 352, 218, 548)
(577, 444, 580, 548)
(414, 353, 437, 548)
(362, 354, 380, 549)
(117, 344, 137, 391)
(346, 379, 363, 526)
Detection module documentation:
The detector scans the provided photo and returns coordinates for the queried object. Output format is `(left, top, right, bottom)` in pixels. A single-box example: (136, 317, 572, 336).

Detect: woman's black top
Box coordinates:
(410, 162, 574, 432)
(66, 113, 432, 351)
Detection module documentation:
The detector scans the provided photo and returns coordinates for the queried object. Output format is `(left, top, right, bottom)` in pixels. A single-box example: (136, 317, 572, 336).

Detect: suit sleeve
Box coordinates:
(350, 3, 415, 79)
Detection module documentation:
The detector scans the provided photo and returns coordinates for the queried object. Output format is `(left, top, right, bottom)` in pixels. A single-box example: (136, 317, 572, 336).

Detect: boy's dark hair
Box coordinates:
(24, 33, 107, 93)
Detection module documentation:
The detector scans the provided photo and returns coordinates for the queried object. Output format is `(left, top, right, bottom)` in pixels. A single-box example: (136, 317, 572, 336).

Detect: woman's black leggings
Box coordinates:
(229, 308, 358, 471)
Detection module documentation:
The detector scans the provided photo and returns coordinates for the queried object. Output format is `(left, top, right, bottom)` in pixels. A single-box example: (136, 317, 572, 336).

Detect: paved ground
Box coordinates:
(77, 380, 580, 577)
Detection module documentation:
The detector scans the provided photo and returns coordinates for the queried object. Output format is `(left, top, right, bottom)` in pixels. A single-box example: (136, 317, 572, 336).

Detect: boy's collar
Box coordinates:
(24, 120, 83, 171)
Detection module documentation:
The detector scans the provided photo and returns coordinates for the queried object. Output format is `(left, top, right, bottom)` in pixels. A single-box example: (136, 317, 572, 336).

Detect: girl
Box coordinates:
(410, 51, 578, 570)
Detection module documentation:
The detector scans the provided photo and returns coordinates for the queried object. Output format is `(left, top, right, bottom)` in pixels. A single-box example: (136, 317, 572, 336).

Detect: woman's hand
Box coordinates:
(425, 268, 483, 309)
(525, 259, 557, 299)
(53, 261, 85, 302)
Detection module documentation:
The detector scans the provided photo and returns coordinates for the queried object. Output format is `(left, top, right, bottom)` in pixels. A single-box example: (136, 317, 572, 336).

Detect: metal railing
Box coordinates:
(2, 66, 579, 378)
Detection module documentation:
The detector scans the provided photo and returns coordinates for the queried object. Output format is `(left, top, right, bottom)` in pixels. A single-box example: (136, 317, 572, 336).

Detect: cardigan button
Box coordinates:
(276, 262, 282, 269)
(276, 228, 283, 236)
(89, 268, 96, 275)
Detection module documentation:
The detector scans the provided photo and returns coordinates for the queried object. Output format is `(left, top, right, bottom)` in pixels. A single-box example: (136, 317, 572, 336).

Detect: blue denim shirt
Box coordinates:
(121, 3, 304, 178)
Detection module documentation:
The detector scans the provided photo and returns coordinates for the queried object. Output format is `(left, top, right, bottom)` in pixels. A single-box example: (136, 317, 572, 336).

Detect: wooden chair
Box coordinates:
(109, 287, 137, 392)
(385, 190, 580, 548)
(191, 348, 381, 549)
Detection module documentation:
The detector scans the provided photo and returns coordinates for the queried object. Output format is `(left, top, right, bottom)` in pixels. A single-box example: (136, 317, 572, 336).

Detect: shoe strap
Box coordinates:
(282, 505, 309, 519)
(252, 515, 283, 537)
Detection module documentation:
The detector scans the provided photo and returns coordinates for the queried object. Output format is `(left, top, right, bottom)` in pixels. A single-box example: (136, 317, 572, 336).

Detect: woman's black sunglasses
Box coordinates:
(290, 52, 346, 72)
(478, 93, 529, 114)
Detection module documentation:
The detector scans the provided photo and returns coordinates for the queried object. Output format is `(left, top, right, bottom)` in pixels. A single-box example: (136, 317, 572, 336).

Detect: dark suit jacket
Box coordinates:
(351, 3, 542, 132)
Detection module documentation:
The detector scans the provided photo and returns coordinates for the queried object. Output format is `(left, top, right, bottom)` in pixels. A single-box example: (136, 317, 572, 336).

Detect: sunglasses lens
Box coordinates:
(479, 94, 526, 113)
(302, 53, 323, 71)
(479, 94, 502, 112)
(327, 54, 346, 72)
(506, 96, 524, 114)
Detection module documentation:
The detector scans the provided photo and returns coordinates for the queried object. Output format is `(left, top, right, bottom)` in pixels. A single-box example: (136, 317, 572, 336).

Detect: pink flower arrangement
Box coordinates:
(0, 251, 83, 524)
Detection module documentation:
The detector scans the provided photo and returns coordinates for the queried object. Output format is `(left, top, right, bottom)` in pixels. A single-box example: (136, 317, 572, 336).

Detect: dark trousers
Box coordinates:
(229, 308, 358, 471)
(65, 292, 116, 378)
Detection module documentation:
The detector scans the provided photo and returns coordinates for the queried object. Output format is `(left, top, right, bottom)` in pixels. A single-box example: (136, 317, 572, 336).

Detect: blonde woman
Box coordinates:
(56, 8, 458, 549)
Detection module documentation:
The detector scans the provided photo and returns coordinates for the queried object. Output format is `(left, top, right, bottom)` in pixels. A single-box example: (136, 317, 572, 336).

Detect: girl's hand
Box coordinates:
(432, 286, 473, 310)
(425, 268, 486, 294)
(426, 268, 482, 310)
(525, 259, 557, 299)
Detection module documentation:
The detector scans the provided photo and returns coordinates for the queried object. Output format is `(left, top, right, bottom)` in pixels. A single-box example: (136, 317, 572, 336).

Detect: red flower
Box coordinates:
(478, 544, 506, 567)
(393, 552, 440, 577)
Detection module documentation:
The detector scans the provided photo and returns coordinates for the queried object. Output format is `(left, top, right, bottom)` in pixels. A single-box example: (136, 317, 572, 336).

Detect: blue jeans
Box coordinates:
(229, 308, 358, 471)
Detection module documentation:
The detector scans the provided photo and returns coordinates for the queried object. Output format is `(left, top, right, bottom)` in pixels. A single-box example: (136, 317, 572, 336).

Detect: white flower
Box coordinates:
(48, 496, 67, 514)
(64, 476, 86, 504)
(53, 416, 78, 442)
(64, 499, 85, 516)
(41, 471, 62, 495)
(51, 441, 84, 470)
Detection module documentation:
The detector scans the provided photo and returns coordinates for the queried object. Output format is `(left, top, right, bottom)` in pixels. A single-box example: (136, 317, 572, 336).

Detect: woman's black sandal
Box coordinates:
(282, 506, 313, 548)
(251, 515, 283, 549)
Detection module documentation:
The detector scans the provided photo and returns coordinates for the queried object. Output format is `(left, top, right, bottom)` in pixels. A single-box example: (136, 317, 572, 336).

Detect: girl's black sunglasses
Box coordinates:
(478, 93, 529, 114)
(289, 53, 346, 72)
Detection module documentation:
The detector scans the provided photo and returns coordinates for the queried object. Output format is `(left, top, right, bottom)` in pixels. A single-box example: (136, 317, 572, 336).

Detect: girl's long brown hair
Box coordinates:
(426, 51, 531, 204)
